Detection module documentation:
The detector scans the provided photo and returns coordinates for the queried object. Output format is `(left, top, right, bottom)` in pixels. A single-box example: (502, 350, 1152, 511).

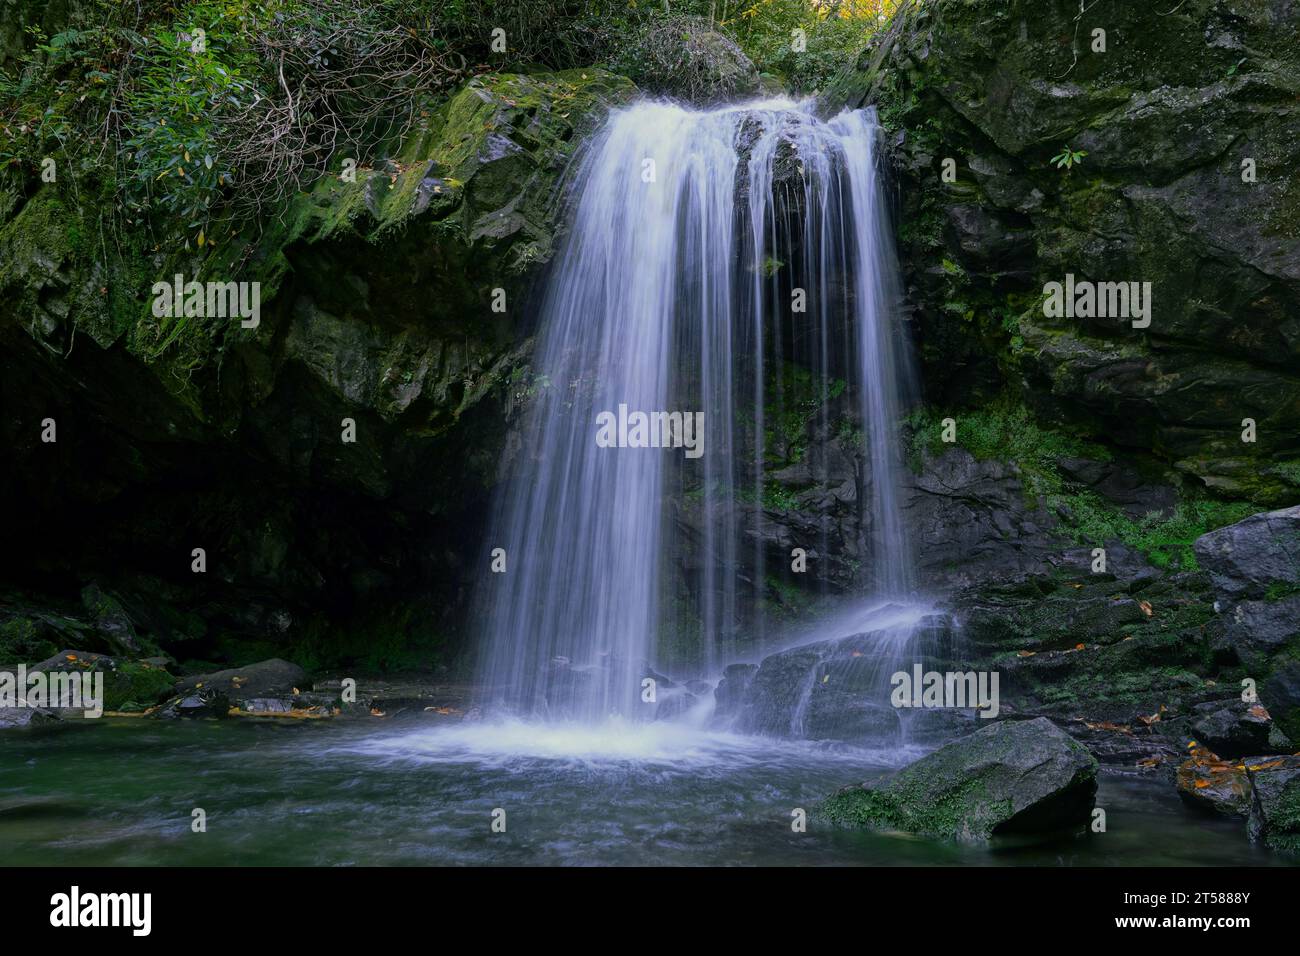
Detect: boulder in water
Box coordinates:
(161, 659, 301, 716)
(1176, 753, 1253, 818)
(732, 611, 957, 742)
(820, 718, 1098, 841)
(0, 707, 60, 730)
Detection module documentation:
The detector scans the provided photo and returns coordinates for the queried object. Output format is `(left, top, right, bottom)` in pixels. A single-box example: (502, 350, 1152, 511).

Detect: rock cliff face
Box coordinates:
(824, 0, 1299, 505)
(3, 0, 1295, 699)
(1, 68, 635, 669)
(798, 0, 1300, 753)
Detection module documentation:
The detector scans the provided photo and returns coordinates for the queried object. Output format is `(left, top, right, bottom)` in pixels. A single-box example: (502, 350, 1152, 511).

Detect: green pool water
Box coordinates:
(0, 717, 1286, 866)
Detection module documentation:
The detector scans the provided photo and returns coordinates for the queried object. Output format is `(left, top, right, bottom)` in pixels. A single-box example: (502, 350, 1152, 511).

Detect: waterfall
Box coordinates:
(474, 96, 914, 724)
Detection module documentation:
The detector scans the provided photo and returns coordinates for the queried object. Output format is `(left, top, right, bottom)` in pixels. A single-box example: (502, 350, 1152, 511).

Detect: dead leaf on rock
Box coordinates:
(1083, 720, 1133, 734)
(1137, 704, 1167, 726)
(1247, 759, 1284, 772)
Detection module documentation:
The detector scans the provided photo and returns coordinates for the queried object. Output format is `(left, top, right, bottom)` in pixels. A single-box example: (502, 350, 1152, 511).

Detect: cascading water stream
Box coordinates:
(474, 96, 915, 728)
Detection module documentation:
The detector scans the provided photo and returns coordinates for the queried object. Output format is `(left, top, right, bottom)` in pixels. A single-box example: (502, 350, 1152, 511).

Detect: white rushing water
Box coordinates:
(474, 96, 915, 726)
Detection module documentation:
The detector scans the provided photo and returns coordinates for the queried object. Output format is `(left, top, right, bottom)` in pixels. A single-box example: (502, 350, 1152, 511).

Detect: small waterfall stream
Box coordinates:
(475, 96, 916, 729)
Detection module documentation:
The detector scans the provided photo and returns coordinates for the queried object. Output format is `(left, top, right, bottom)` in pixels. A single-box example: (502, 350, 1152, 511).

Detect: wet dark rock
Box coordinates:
(0, 707, 61, 729)
(1264, 663, 1300, 746)
(1248, 759, 1300, 854)
(1193, 506, 1300, 741)
(1211, 597, 1300, 671)
(1177, 759, 1252, 818)
(820, 718, 1099, 841)
(1056, 458, 1178, 520)
(1191, 702, 1274, 760)
(903, 448, 1063, 590)
(654, 687, 701, 722)
(238, 697, 295, 715)
(1194, 505, 1300, 600)
(712, 663, 757, 727)
(157, 691, 231, 720)
(733, 612, 958, 742)
(1, 69, 636, 669)
(173, 659, 305, 706)
(77, 584, 143, 657)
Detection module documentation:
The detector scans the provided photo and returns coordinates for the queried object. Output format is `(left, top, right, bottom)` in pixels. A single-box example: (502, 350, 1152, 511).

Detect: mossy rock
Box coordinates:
(820, 717, 1098, 841)
(29, 650, 176, 711)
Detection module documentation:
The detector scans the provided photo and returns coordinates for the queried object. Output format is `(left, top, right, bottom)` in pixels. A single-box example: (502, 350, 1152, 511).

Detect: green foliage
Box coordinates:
(1050, 144, 1087, 170)
(0, 616, 57, 664)
(907, 398, 1098, 482)
(289, 606, 447, 675)
(118, 6, 259, 232)
(1, 0, 599, 242)
(105, 660, 177, 711)
(1271, 459, 1300, 487)
(723, 0, 875, 93)
(907, 397, 1255, 571)
(1064, 495, 1254, 571)
(0, 0, 889, 246)
(1264, 581, 1300, 602)
(764, 361, 846, 465)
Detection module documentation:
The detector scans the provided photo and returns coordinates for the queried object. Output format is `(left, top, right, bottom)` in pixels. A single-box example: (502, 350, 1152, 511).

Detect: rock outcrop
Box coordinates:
(825, 0, 1300, 505)
(0, 69, 635, 667)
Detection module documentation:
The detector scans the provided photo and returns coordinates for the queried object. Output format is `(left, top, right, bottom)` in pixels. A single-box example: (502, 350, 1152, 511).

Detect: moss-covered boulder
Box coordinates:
(29, 650, 175, 711)
(820, 717, 1098, 840)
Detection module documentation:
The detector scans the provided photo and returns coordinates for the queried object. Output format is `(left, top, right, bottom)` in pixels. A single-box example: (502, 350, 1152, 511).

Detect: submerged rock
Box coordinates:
(712, 663, 758, 727)
(820, 718, 1098, 841)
